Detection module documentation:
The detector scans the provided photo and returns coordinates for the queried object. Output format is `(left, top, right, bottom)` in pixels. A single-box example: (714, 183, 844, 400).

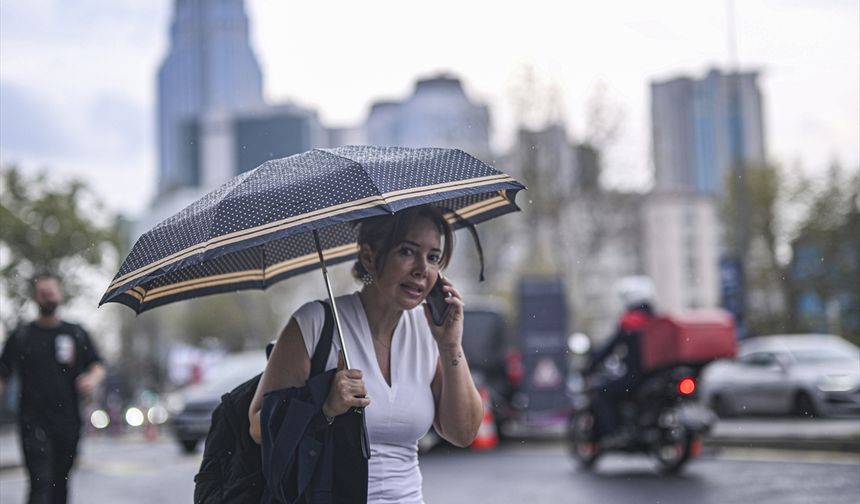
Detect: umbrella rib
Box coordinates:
(163, 169, 257, 243)
(205, 163, 271, 245)
(316, 148, 393, 213)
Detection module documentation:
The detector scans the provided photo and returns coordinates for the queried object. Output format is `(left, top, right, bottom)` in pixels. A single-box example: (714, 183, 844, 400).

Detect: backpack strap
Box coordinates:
(309, 300, 334, 377)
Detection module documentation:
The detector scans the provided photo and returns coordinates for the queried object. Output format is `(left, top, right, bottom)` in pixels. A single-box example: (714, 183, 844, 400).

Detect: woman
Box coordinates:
(249, 205, 483, 503)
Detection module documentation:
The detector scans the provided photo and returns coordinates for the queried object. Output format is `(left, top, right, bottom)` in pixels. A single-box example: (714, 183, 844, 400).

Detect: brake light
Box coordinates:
(678, 377, 696, 395)
(505, 348, 524, 387)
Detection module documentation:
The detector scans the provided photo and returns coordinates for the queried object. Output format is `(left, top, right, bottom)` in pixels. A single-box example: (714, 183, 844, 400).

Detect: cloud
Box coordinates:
(0, 80, 73, 157)
(0, 0, 166, 46)
(88, 92, 150, 158)
(1, 79, 151, 162)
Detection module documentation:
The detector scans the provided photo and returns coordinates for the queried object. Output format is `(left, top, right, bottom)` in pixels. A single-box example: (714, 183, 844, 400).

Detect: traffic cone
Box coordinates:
(470, 387, 498, 450)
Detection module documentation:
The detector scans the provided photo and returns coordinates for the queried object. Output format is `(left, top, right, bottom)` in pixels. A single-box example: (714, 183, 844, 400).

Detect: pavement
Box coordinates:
(0, 424, 20, 471)
(1, 417, 858, 472)
(706, 417, 860, 452)
(4, 430, 859, 504)
(0, 424, 166, 471)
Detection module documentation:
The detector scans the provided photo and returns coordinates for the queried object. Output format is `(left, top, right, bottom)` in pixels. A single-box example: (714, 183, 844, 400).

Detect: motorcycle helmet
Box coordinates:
(616, 275, 656, 310)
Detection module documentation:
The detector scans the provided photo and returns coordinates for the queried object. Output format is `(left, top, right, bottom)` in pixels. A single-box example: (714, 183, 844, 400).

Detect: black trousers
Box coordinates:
(19, 420, 80, 504)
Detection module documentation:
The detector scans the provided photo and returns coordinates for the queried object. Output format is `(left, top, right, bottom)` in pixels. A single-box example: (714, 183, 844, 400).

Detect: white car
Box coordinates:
(169, 350, 267, 452)
(701, 334, 860, 417)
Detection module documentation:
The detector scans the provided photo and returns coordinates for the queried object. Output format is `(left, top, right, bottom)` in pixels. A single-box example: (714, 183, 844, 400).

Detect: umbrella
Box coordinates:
(101, 145, 525, 368)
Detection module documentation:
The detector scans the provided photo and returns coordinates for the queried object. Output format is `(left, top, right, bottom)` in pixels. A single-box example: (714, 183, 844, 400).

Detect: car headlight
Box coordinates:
(90, 409, 110, 429)
(125, 407, 145, 427)
(165, 392, 186, 415)
(816, 374, 859, 392)
(148, 405, 170, 425)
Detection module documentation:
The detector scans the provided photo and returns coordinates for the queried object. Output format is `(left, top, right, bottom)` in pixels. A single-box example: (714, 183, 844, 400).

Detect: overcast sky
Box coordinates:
(1, 0, 857, 217)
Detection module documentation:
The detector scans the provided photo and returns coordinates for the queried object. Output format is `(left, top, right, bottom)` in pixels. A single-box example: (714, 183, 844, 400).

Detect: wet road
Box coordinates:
(421, 443, 860, 504)
(1, 434, 858, 503)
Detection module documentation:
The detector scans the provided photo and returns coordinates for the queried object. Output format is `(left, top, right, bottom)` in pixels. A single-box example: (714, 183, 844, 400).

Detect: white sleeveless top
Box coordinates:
(293, 292, 439, 504)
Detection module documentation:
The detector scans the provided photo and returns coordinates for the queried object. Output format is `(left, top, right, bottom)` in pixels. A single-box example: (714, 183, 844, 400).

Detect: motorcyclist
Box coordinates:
(586, 276, 657, 441)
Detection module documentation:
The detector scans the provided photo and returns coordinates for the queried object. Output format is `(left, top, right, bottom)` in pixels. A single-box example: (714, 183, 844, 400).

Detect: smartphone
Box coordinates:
(426, 276, 451, 326)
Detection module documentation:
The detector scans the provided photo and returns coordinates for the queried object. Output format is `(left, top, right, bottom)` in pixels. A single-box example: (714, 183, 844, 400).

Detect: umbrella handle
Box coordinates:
(359, 408, 370, 459)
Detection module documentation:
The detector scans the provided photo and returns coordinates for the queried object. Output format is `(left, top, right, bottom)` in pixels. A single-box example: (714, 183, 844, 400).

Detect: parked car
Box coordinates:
(700, 334, 860, 418)
(462, 303, 519, 428)
(169, 350, 267, 452)
(419, 300, 520, 451)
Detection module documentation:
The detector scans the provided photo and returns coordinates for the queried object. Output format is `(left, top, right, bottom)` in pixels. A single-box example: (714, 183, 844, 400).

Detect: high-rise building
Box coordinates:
(157, 0, 264, 194)
(172, 104, 325, 191)
(645, 68, 765, 313)
(651, 68, 765, 195)
(641, 193, 721, 311)
(143, 0, 325, 243)
(365, 74, 492, 162)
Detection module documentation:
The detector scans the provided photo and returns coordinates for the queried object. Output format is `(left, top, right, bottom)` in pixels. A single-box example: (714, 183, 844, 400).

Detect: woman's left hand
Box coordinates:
(423, 276, 464, 348)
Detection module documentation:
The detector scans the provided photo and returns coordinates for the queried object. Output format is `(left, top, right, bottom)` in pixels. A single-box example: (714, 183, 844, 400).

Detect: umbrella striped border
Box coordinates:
(104, 176, 521, 309)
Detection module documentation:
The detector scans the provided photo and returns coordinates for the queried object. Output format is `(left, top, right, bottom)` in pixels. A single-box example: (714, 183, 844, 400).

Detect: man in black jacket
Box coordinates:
(0, 273, 105, 504)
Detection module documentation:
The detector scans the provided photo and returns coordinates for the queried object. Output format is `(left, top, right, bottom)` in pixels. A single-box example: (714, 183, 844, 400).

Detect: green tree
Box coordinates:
(0, 165, 119, 325)
(789, 165, 860, 343)
(723, 161, 860, 341)
(721, 162, 802, 335)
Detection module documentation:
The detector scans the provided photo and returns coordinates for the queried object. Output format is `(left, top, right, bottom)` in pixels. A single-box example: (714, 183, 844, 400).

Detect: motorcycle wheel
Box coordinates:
(567, 411, 601, 470)
(180, 438, 199, 454)
(654, 431, 693, 475)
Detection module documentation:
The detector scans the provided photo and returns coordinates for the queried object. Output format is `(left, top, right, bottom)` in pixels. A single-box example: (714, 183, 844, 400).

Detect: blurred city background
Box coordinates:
(0, 1, 858, 503)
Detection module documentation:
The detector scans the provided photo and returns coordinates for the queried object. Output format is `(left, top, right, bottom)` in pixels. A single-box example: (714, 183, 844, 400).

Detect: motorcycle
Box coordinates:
(567, 364, 715, 474)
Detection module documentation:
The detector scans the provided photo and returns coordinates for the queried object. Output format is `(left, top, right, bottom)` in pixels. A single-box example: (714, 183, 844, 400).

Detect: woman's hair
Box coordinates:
(352, 205, 454, 281)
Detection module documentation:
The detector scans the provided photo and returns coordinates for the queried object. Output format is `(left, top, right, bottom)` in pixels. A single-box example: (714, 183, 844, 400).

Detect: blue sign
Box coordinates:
(719, 256, 746, 339)
(517, 278, 570, 413)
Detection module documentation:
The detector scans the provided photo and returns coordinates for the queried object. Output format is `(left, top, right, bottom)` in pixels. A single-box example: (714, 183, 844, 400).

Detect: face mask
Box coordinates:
(38, 302, 58, 317)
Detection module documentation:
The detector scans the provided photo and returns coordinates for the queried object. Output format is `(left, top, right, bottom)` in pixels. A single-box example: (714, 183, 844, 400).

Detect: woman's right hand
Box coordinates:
(322, 352, 371, 418)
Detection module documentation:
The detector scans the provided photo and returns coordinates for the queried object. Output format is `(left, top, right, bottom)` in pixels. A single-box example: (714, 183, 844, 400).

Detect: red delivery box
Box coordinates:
(641, 310, 737, 372)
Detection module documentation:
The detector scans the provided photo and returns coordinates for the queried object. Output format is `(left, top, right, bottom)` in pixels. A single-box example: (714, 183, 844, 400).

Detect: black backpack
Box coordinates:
(193, 301, 334, 504)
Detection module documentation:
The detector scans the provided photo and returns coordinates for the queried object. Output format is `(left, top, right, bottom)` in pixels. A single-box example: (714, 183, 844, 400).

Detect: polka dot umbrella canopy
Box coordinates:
(101, 146, 524, 317)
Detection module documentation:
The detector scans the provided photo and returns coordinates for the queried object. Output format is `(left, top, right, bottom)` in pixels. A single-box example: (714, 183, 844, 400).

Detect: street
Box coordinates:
(1, 433, 858, 504)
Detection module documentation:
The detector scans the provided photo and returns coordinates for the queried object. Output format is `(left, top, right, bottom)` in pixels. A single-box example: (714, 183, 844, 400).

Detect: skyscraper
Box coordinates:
(644, 68, 764, 312)
(365, 74, 492, 162)
(651, 68, 765, 195)
(157, 0, 264, 194)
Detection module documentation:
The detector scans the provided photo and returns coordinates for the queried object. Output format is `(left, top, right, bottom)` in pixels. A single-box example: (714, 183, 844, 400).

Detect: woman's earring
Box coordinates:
(361, 273, 374, 285)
